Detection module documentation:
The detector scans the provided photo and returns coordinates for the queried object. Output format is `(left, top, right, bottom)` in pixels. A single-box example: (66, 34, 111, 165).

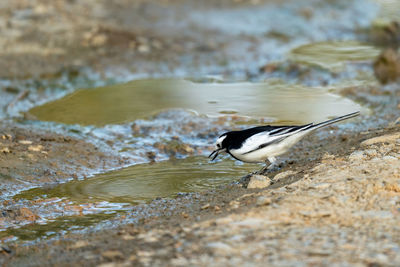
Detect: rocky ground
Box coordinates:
(0, 0, 400, 266)
(3, 126, 400, 266)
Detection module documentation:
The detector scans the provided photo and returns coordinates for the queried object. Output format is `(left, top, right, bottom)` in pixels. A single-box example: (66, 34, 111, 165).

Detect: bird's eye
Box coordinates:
(217, 144, 220, 148)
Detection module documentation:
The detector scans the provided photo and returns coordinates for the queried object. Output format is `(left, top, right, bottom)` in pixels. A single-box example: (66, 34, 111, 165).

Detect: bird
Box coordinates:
(209, 111, 360, 170)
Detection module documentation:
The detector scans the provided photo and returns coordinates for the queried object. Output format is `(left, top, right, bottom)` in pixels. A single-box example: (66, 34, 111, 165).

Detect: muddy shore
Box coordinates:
(1, 0, 400, 266)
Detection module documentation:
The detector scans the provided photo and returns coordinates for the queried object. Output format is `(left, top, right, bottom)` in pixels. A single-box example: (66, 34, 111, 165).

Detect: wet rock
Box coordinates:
(373, 48, 400, 84)
(247, 175, 271, 189)
(361, 133, 400, 146)
(145, 151, 156, 162)
(18, 207, 39, 221)
(370, 21, 400, 49)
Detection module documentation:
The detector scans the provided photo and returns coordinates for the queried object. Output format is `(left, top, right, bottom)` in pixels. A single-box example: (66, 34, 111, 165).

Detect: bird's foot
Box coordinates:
(256, 164, 273, 175)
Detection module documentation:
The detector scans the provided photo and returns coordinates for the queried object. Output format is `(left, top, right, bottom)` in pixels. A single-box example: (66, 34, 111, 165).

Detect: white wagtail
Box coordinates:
(209, 111, 360, 169)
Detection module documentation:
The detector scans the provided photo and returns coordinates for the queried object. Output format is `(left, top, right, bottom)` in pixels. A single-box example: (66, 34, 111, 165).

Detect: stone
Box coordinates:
(273, 170, 296, 182)
(70, 240, 89, 249)
(229, 200, 240, 209)
(18, 140, 33, 145)
(28, 145, 43, 152)
(201, 203, 210, 210)
(373, 48, 400, 84)
(247, 175, 271, 189)
(1, 147, 11, 153)
(256, 196, 272, 206)
(206, 242, 233, 255)
(102, 250, 124, 260)
(349, 151, 366, 161)
(361, 133, 400, 146)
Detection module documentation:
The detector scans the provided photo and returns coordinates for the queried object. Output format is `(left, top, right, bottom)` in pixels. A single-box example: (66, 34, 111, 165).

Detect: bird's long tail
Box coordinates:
(309, 111, 360, 130)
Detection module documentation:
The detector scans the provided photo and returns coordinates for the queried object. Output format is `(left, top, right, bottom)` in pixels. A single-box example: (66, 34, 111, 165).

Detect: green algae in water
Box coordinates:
(289, 41, 380, 72)
(14, 157, 256, 205)
(29, 79, 364, 126)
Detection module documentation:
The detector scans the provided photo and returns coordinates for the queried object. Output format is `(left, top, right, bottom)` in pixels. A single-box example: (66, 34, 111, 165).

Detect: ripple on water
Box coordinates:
(14, 157, 256, 205)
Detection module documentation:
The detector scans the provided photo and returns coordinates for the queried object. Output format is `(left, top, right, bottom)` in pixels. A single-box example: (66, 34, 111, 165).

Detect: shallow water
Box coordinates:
(3, 157, 255, 240)
(29, 79, 364, 126)
(14, 157, 255, 205)
(289, 41, 380, 72)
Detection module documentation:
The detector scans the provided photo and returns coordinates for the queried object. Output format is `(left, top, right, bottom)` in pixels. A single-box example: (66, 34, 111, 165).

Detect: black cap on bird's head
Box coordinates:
(208, 133, 229, 161)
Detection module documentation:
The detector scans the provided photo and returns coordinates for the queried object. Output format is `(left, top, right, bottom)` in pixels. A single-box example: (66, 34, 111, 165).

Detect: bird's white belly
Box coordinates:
(229, 131, 310, 163)
(230, 143, 286, 163)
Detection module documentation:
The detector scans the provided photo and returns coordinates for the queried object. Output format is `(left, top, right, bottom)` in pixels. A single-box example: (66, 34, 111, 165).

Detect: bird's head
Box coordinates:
(209, 133, 229, 161)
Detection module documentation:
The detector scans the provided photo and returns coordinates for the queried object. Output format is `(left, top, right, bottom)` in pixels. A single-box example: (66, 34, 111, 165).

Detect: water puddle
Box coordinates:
(14, 157, 254, 205)
(29, 79, 364, 126)
(289, 41, 381, 72)
(3, 157, 254, 241)
(373, 0, 400, 24)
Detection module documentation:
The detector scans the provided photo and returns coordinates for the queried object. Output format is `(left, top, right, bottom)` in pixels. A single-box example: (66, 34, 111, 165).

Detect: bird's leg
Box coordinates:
(256, 157, 277, 174)
(267, 156, 277, 170)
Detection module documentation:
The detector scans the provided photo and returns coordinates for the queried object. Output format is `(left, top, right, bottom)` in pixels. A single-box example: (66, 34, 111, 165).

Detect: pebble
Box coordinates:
(349, 151, 366, 161)
(247, 175, 271, 189)
(309, 183, 331, 190)
(28, 145, 43, 152)
(101, 250, 124, 260)
(201, 203, 210, 210)
(273, 170, 296, 182)
(206, 242, 233, 255)
(364, 149, 378, 157)
(1, 147, 11, 153)
(18, 140, 33, 145)
(229, 200, 240, 209)
(70, 240, 89, 249)
(137, 44, 150, 53)
(256, 196, 272, 206)
(121, 234, 135, 241)
(1, 134, 12, 140)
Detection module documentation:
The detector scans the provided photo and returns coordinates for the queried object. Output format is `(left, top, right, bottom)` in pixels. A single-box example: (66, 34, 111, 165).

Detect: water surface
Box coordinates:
(289, 41, 380, 71)
(14, 157, 256, 205)
(29, 79, 364, 126)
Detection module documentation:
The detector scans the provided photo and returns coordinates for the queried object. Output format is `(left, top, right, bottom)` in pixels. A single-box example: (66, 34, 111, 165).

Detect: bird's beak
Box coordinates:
(209, 148, 223, 161)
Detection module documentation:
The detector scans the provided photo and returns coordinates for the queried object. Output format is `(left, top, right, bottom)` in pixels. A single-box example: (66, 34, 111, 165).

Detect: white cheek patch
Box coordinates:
(216, 135, 227, 148)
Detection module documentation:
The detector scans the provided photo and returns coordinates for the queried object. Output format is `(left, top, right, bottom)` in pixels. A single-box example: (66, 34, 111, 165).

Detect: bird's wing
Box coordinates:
(236, 124, 314, 155)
